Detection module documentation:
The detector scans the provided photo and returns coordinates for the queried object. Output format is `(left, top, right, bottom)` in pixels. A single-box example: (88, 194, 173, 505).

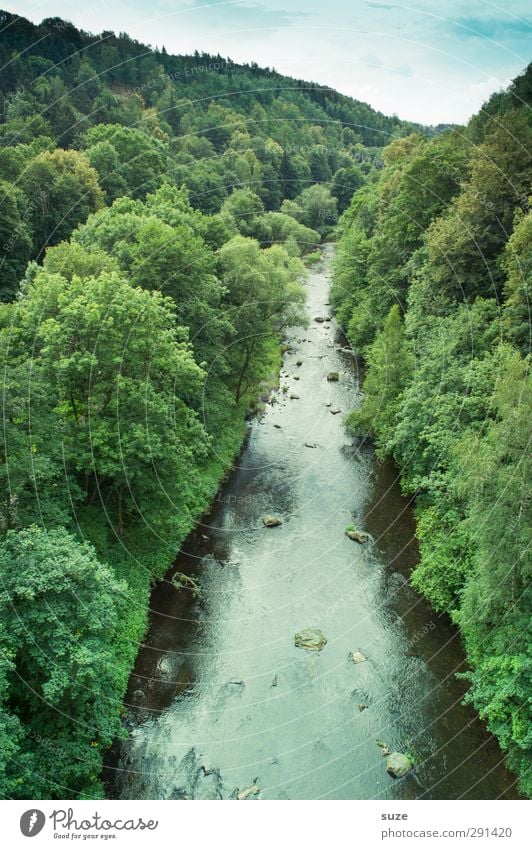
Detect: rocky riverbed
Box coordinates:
(106, 246, 520, 801)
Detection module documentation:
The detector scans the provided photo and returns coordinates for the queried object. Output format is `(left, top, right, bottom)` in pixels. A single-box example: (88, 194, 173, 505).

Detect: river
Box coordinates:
(106, 246, 520, 800)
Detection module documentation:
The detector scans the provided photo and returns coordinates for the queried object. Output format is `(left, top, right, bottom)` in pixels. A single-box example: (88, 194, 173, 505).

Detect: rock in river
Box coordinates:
(386, 752, 413, 778)
(350, 650, 366, 664)
(263, 514, 282, 527)
(346, 529, 369, 543)
(237, 784, 260, 800)
(327, 371, 339, 381)
(295, 627, 327, 651)
(314, 316, 325, 323)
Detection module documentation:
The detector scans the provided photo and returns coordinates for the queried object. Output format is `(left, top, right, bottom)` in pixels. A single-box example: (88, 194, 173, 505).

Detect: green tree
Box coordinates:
(73, 195, 229, 371)
(222, 188, 265, 236)
(0, 181, 32, 301)
(218, 236, 306, 401)
(12, 268, 208, 538)
(426, 114, 532, 303)
(85, 140, 129, 202)
(0, 526, 125, 798)
(501, 212, 532, 355)
(21, 149, 103, 259)
(331, 165, 364, 213)
(454, 353, 532, 795)
(292, 184, 338, 234)
(344, 305, 411, 456)
(84, 124, 168, 199)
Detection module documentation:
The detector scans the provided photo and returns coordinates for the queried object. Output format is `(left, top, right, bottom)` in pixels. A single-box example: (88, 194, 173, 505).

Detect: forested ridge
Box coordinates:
(332, 65, 532, 796)
(0, 7, 530, 801)
(0, 11, 423, 799)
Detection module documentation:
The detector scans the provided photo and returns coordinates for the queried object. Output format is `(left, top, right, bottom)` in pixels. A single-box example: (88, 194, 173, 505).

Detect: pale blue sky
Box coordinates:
(6, 0, 532, 123)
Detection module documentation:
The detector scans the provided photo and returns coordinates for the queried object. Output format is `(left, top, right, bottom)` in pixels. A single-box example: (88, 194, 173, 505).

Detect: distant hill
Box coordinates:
(0, 8, 425, 148)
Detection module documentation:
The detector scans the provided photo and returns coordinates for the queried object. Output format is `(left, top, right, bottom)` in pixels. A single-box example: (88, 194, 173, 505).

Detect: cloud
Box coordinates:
(362, 53, 412, 77)
(180, 0, 307, 30)
(365, 2, 401, 9)
(452, 16, 532, 40)
(447, 74, 512, 121)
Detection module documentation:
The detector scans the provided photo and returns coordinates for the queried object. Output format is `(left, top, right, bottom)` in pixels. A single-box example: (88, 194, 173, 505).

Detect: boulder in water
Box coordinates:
(346, 529, 369, 543)
(327, 371, 339, 381)
(386, 752, 413, 778)
(350, 650, 366, 664)
(314, 316, 325, 323)
(237, 784, 260, 800)
(295, 627, 327, 651)
(263, 515, 282, 527)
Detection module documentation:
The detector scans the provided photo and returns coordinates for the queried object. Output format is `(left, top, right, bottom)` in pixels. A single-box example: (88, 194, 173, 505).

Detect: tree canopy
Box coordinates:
(333, 66, 532, 796)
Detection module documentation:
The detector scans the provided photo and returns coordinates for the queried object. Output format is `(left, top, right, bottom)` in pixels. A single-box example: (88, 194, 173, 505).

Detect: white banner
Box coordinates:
(2, 799, 529, 848)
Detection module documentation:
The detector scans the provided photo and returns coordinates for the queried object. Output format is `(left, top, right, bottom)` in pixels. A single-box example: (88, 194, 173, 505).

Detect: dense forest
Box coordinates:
(332, 65, 532, 796)
(0, 11, 424, 799)
(0, 8, 530, 801)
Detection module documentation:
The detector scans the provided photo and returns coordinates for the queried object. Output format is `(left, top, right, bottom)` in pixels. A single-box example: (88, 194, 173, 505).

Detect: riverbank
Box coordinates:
(106, 246, 520, 800)
(93, 329, 284, 797)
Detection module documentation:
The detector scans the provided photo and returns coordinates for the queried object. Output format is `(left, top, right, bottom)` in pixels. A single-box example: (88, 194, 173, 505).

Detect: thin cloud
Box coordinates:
(181, 0, 308, 29)
(452, 16, 532, 40)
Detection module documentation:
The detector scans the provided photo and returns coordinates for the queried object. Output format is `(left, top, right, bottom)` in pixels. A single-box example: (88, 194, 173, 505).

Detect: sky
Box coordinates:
(4, 0, 532, 123)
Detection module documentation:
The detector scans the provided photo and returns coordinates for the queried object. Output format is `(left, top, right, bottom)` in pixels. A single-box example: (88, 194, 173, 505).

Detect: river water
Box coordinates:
(107, 246, 519, 800)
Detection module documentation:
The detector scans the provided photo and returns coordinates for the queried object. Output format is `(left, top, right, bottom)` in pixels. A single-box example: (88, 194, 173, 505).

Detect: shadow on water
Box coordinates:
(104, 247, 521, 801)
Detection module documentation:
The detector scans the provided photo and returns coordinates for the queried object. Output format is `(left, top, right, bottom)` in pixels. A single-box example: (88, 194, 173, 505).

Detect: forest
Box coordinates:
(332, 64, 532, 796)
(0, 8, 530, 800)
(0, 11, 421, 798)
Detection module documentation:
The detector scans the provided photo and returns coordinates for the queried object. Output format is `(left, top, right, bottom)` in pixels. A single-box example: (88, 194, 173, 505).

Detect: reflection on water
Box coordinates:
(106, 247, 520, 801)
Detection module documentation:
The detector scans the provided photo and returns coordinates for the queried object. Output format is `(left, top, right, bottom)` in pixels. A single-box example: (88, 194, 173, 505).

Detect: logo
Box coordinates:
(20, 810, 46, 837)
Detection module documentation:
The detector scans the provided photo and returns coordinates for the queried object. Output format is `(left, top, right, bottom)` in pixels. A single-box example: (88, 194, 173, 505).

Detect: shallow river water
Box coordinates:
(107, 246, 520, 800)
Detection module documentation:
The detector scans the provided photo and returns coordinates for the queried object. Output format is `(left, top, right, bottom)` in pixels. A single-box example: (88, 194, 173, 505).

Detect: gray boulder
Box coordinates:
(346, 529, 369, 543)
(263, 515, 282, 527)
(294, 628, 327, 651)
(237, 784, 260, 800)
(386, 752, 413, 778)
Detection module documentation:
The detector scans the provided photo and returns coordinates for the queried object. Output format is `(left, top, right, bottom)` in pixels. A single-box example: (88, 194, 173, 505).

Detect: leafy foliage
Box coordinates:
(0, 526, 125, 797)
(0, 9, 413, 799)
(334, 67, 532, 796)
